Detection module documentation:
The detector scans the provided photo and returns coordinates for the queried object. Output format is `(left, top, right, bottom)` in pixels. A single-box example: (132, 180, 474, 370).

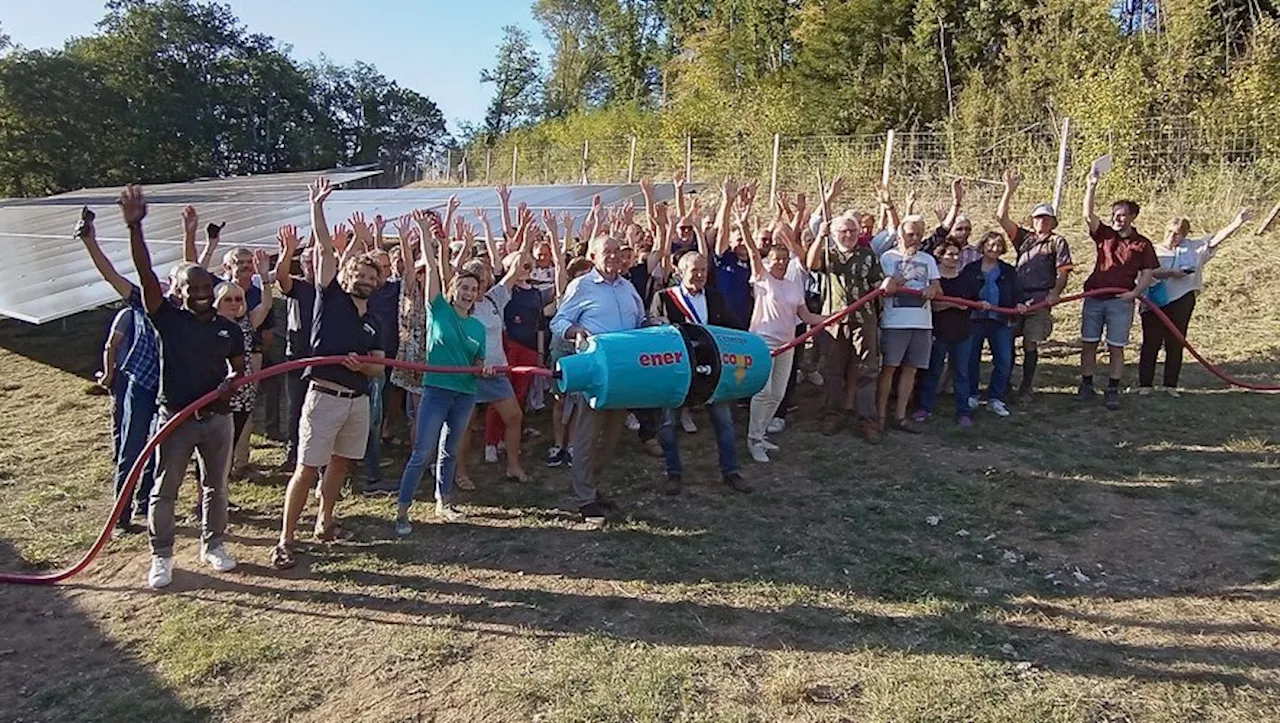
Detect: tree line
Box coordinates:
(0, 0, 449, 197)
(476, 0, 1280, 171)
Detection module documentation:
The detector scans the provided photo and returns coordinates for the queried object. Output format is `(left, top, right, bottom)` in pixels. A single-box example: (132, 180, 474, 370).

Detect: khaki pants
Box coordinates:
(568, 403, 627, 507)
(822, 320, 880, 421)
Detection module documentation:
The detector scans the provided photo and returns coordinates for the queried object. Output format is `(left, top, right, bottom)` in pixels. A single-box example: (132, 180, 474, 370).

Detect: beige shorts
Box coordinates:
(1015, 308, 1055, 344)
(298, 385, 370, 467)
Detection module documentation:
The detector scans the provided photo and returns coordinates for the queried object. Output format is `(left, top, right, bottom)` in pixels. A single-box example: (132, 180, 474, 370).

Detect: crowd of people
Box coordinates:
(78, 170, 1251, 588)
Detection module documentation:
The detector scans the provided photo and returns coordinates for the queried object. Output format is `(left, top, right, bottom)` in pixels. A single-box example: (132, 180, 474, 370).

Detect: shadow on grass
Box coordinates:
(0, 540, 209, 722)
(0, 309, 114, 382)
(81, 567, 1279, 692)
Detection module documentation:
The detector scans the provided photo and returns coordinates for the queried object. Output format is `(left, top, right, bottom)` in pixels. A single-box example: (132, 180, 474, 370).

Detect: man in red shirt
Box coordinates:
(1079, 169, 1159, 410)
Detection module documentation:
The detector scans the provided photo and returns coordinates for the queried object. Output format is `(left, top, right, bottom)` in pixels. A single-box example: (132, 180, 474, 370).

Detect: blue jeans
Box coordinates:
(920, 336, 973, 418)
(397, 386, 476, 508)
(658, 403, 738, 477)
(968, 319, 1014, 403)
(364, 374, 385, 482)
(111, 374, 157, 521)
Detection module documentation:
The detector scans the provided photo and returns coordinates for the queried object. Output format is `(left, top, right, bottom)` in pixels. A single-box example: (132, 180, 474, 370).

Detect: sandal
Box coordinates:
(456, 476, 476, 491)
(313, 520, 355, 542)
(270, 542, 296, 570)
(505, 471, 533, 484)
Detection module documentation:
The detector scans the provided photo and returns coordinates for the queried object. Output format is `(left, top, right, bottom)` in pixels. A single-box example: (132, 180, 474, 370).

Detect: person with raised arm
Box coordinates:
(271, 178, 386, 569)
(1079, 169, 1159, 411)
(122, 185, 245, 589)
(363, 212, 403, 482)
(276, 227, 318, 470)
(739, 207, 826, 463)
(876, 215, 941, 433)
(995, 169, 1073, 402)
(212, 246, 277, 476)
(457, 208, 536, 484)
(805, 178, 885, 442)
(922, 178, 966, 255)
(550, 231, 646, 528)
(1137, 208, 1251, 396)
(387, 216, 429, 448)
(394, 209, 490, 536)
(77, 206, 160, 538)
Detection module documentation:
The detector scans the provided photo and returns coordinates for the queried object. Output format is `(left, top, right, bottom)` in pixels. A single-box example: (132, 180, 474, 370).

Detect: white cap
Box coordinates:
(1031, 203, 1057, 219)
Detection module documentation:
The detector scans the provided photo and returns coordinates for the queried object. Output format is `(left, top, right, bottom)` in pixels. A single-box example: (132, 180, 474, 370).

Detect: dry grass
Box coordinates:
(1, 196, 1279, 722)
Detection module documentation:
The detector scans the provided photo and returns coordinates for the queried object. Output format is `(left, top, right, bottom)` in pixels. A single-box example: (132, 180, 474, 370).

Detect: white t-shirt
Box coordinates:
(880, 248, 940, 330)
(751, 272, 806, 348)
(476, 283, 511, 366)
(784, 256, 809, 287)
(1155, 238, 1213, 305)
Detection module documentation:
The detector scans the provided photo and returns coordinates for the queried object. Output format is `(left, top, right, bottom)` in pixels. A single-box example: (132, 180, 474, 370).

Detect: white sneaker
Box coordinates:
(1166, 387, 1181, 398)
(968, 396, 980, 410)
(1137, 386, 1153, 396)
(808, 371, 825, 386)
(147, 555, 173, 588)
(748, 443, 771, 463)
(435, 501, 465, 522)
(989, 400, 1011, 417)
(625, 413, 641, 431)
(766, 417, 785, 435)
(484, 445, 499, 464)
(680, 410, 698, 433)
(201, 544, 237, 572)
(760, 438, 780, 451)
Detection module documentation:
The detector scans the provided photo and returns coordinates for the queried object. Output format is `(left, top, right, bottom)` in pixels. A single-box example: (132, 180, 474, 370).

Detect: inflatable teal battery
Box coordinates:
(555, 324, 772, 410)
(699, 326, 772, 405)
(555, 325, 693, 410)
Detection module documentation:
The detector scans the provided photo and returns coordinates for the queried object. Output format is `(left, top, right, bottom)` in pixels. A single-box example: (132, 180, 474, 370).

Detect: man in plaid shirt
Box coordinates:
(77, 208, 161, 537)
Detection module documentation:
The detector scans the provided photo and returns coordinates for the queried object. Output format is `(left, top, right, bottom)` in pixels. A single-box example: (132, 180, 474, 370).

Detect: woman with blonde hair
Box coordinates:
(1137, 209, 1251, 396)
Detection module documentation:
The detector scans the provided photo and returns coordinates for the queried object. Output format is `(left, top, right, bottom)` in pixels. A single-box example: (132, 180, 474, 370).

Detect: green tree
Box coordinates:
(481, 25, 543, 142)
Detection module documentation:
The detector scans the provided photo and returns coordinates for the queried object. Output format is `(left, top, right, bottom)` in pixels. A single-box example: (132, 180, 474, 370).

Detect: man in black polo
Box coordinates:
(272, 178, 385, 569)
(123, 185, 245, 590)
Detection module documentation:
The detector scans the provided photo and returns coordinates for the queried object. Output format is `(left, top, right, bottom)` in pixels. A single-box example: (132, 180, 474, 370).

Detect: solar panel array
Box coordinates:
(0, 175, 689, 324)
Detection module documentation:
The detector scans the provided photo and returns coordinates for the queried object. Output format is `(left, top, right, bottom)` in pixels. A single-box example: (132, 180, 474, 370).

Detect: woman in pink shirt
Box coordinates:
(738, 214, 826, 463)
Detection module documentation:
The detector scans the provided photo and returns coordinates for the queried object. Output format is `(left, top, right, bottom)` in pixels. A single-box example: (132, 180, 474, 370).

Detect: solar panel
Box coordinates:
(0, 178, 689, 324)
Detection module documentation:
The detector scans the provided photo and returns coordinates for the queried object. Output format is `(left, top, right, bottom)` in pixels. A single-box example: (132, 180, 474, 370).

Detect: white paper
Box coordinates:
(1091, 154, 1113, 176)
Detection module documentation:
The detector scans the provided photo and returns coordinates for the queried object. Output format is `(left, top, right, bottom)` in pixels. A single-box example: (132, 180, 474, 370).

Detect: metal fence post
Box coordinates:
(627, 135, 637, 184)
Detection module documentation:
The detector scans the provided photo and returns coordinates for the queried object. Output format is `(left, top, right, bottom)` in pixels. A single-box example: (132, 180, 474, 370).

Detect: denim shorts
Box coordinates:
(1081, 296, 1136, 348)
(475, 375, 516, 404)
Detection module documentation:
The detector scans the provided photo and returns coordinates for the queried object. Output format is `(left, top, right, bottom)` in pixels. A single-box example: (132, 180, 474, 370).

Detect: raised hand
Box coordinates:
(875, 183, 893, 206)
(1003, 169, 1020, 190)
(721, 176, 738, 199)
(542, 208, 556, 233)
(640, 177, 654, 196)
(309, 177, 334, 205)
(827, 175, 846, 201)
(206, 221, 226, 239)
(951, 177, 964, 203)
(118, 184, 147, 226)
(1086, 168, 1100, 188)
(74, 206, 96, 241)
(393, 214, 413, 242)
(253, 248, 272, 278)
(349, 211, 373, 247)
(448, 194, 462, 215)
(1236, 208, 1254, 225)
(495, 183, 510, 202)
(276, 224, 300, 256)
(906, 188, 918, 208)
(332, 223, 350, 255)
(182, 205, 198, 236)
(559, 211, 574, 231)
(673, 170, 686, 190)
(373, 214, 386, 234)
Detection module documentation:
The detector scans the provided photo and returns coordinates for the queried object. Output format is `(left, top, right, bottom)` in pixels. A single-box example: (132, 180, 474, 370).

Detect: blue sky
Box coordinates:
(1, 0, 549, 134)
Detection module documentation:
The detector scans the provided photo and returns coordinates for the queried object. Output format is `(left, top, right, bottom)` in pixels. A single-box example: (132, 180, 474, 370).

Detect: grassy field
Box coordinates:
(2, 201, 1279, 722)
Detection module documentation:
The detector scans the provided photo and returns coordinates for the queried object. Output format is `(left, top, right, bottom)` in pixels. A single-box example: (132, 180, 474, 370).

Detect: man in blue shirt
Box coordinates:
(78, 209, 160, 539)
(551, 234, 646, 527)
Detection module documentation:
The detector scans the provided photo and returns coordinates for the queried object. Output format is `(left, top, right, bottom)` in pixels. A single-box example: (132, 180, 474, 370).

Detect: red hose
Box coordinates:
(0, 289, 1273, 585)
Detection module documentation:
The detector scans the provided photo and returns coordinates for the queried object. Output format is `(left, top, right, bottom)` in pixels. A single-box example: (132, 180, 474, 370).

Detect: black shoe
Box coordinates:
(595, 492, 618, 512)
(362, 479, 399, 496)
(722, 472, 754, 493)
(111, 520, 143, 540)
(662, 474, 683, 496)
(1077, 382, 1096, 400)
(1104, 387, 1121, 411)
(545, 446, 568, 468)
(579, 502, 606, 527)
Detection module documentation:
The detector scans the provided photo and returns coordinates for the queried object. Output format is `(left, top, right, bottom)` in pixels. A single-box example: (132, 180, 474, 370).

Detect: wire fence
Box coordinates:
(408, 116, 1280, 215)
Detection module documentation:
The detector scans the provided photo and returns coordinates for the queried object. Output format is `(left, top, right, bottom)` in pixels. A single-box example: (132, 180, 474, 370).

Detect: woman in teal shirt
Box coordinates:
(396, 210, 491, 534)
